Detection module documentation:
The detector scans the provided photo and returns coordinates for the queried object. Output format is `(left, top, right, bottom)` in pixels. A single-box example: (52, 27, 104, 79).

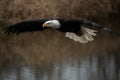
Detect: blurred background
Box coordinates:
(0, 0, 120, 80)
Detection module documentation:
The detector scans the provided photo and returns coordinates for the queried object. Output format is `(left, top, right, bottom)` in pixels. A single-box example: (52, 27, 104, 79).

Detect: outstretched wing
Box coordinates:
(80, 18, 120, 35)
(3, 19, 48, 34)
(65, 19, 120, 44)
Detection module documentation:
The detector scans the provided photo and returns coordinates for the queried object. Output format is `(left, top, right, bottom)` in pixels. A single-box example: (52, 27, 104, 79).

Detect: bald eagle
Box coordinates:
(3, 18, 119, 44)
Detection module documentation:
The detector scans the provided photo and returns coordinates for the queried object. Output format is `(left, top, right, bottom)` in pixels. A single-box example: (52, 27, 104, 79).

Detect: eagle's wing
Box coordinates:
(65, 19, 120, 44)
(82, 19, 120, 36)
(75, 18, 111, 32)
(3, 19, 48, 34)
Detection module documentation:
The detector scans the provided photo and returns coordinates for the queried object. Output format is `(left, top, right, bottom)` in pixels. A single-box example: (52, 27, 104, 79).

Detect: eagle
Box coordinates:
(2, 18, 119, 44)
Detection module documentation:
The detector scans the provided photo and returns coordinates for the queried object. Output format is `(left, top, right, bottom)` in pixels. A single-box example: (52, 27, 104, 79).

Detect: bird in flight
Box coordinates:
(3, 18, 119, 44)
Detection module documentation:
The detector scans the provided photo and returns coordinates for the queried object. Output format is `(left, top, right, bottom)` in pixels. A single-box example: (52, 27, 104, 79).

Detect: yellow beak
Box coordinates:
(42, 23, 47, 28)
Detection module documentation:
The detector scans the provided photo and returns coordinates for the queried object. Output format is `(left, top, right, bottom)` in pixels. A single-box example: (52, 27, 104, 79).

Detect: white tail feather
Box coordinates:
(65, 27, 97, 44)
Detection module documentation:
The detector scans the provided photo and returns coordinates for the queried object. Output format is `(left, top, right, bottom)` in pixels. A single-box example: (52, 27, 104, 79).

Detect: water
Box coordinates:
(0, 52, 120, 80)
(0, 34, 120, 80)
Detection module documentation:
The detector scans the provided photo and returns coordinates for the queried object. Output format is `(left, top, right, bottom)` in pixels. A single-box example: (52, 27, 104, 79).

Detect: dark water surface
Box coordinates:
(0, 34, 120, 80)
(0, 53, 120, 80)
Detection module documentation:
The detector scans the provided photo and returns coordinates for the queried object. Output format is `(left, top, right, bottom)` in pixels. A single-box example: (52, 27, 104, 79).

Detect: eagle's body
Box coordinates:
(3, 18, 119, 44)
(58, 19, 82, 33)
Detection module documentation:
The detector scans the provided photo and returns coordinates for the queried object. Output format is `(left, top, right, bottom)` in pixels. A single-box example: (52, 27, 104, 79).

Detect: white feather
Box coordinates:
(65, 27, 97, 44)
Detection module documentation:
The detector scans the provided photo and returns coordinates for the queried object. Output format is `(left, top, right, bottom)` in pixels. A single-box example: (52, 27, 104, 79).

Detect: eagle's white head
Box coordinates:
(42, 20, 61, 29)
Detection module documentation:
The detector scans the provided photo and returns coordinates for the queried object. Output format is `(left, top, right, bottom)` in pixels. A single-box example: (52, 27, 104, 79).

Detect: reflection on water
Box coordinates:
(0, 52, 120, 80)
